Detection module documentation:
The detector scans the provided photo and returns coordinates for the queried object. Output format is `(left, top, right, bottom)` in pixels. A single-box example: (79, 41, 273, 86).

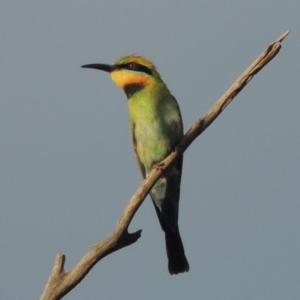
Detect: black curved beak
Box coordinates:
(81, 64, 114, 73)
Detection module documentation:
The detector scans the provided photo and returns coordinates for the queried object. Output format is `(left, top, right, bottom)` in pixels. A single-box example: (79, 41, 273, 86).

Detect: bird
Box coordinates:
(82, 55, 189, 274)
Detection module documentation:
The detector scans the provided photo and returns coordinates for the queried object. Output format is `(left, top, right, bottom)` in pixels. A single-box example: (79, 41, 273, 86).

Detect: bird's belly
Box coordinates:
(135, 123, 175, 172)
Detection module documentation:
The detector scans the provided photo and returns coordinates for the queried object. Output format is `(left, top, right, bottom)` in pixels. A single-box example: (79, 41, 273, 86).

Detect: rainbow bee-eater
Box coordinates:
(82, 55, 189, 274)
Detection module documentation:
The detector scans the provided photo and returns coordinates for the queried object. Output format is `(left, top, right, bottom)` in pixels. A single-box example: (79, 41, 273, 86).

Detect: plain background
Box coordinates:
(1, 2, 299, 299)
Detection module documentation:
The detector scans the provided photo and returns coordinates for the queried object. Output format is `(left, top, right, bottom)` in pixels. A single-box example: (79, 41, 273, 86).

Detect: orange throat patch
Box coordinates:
(111, 69, 151, 89)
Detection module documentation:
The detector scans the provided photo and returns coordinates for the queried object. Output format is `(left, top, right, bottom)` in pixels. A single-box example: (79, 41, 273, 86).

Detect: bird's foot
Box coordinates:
(152, 162, 165, 170)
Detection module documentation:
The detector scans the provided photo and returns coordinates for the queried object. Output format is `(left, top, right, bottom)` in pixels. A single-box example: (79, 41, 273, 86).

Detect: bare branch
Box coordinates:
(40, 31, 290, 300)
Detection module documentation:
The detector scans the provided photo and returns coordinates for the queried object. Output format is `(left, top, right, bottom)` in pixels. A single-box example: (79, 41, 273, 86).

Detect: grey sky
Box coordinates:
(1, 2, 299, 299)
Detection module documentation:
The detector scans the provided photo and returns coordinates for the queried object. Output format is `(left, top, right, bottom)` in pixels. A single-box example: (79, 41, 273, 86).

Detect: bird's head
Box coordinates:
(82, 55, 163, 97)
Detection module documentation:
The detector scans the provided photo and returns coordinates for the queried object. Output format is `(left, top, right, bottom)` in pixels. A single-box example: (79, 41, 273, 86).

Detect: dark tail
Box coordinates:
(165, 226, 189, 274)
(151, 194, 189, 275)
(150, 155, 189, 274)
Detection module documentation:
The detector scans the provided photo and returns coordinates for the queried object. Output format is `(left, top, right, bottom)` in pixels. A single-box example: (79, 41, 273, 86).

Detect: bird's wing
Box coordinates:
(131, 122, 146, 179)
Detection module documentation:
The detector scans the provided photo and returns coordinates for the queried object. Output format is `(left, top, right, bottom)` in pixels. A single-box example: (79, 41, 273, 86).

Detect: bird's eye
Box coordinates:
(128, 63, 137, 70)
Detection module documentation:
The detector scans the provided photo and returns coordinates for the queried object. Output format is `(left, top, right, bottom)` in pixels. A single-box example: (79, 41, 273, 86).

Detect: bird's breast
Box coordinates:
(129, 90, 183, 172)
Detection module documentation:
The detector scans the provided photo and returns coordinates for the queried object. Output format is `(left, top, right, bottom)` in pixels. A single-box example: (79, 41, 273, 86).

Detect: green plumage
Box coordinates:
(128, 78, 183, 228)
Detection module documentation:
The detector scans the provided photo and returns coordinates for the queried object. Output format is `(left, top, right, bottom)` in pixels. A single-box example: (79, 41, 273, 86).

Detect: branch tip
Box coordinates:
(51, 253, 65, 275)
(118, 229, 142, 246)
(275, 30, 290, 43)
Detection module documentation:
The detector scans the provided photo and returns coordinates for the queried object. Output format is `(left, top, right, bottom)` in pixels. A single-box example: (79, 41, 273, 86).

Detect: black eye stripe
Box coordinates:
(116, 63, 153, 76)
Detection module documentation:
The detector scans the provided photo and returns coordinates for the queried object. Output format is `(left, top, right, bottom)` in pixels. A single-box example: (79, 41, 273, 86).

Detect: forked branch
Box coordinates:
(40, 30, 290, 300)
